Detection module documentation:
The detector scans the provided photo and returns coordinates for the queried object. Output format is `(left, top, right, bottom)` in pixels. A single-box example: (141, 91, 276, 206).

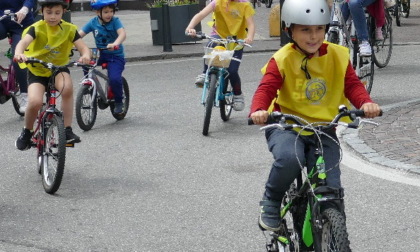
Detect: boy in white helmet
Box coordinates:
(249, 0, 381, 231)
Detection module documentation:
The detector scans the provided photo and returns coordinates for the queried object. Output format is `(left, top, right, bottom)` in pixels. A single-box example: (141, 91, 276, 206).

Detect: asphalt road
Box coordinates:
(1, 51, 420, 251)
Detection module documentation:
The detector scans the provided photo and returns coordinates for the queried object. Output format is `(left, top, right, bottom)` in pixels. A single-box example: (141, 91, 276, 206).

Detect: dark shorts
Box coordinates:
(28, 68, 70, 87)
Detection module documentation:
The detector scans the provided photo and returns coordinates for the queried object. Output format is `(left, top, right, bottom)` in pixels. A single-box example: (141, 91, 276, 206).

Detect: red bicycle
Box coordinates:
(0, 10, 24, 116)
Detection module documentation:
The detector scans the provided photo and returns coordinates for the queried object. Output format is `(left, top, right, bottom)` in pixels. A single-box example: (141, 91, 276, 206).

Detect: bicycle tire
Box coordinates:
(394, 1, 401, 26)
(220, 79, 233, 122)
(8, 64, 24, 116)
(110, 77, 130, 120)
(353, 42, 374, 94)
(265, 0, 272, 8)
(75, 84, 98, 131)
(318, 208, 351, 252)
(41, 114, 66, 194)
(372, 10, 393, 68)
(203, 73, 217, 136)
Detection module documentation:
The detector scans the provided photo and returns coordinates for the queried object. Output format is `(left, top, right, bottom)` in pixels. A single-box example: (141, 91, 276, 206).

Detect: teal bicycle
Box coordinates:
(193, 32, 251, 136)
(249, 105, 380, 251)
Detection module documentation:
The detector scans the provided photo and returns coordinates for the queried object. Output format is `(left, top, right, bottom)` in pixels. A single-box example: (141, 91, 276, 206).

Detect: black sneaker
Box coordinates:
(15, 128, 33, 151)
(65, 127, 81, 143)
(259, 199, 282, 231)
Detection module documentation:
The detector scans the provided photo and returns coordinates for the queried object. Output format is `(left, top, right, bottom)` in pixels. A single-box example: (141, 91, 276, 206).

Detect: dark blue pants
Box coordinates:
(98, 54, 125, 103)
(0, 20, 28, 93)
(263, 128, 342, 201)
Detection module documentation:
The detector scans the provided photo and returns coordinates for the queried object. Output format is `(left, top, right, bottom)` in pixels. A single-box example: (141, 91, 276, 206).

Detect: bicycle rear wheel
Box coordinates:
(203, 73, 217, 136)
(265, 0, 272, 8)
(40, 114, 66, 194)
(372, 10, 393, 68)
(318, 208, 351, 252)
(220, 79, 233, 122)
(75, 84, 98, 131)
(110, 77, 130, 120)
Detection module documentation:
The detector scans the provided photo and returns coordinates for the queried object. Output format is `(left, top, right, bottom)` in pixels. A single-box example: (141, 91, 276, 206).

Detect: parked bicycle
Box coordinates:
(327, 0, 382, 93)
(249, 105, 380, 252)
(0, 10, 24, 116)
(75, 47, 130, 131)
(394, 0, 410, 26)
(190, 32, 251, 136)
(23, 58, 85, 194)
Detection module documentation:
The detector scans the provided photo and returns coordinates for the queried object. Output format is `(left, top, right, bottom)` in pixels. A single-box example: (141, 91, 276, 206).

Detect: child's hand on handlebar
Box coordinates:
(360, 102, 381, 118)
(106, 43, 119, 51)
(78, 54, 91, 65)
(185, 28, 197, 37)
(250, 110, 269, 125)
(13, 54, 27, 63)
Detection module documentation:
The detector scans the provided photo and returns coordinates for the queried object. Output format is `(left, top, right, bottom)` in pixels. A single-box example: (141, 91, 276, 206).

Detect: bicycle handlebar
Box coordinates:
(185, 32, 252, 48)
(0, 10, 22, 27)
(24, 57, 91, 70)
(248, 105, 382, 131)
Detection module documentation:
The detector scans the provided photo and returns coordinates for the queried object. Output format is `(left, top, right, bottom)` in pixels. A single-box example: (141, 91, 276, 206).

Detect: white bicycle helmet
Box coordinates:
(281, 0, 330, 28)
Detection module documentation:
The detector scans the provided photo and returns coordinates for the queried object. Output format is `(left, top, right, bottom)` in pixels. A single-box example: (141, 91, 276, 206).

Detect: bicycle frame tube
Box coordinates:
(201, 66, 228, 107)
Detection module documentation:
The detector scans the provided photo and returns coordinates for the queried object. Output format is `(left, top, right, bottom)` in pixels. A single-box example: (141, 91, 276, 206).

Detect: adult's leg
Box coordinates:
(346, 0, 377, 41)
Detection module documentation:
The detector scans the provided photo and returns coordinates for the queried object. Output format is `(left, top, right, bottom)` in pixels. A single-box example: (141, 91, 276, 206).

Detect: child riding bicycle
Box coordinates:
(248, 0, 381, 232)
(78, 0, 127, 114)
(0, 0, 35, 113)
(14, 0, 90, 151)
(185, 0, 255, 111)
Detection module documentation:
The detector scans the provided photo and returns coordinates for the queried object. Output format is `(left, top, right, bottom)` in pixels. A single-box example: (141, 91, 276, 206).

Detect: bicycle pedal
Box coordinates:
(66, 143, 75, 148)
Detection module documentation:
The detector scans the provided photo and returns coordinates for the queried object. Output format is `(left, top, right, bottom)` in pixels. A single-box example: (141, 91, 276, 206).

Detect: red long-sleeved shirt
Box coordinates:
(250, 44, 374, 115)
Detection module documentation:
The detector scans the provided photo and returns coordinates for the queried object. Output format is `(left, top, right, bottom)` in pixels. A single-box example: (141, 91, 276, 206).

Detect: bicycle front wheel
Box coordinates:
(203, 73, 217, 136)
(319, 208, 351, 252)
(75, 84, 98, 131)
(110, 77, 130, 120)
(41, 114, 66, 194)
(373, 10, 393, 68)
(220, 79, 233, 122)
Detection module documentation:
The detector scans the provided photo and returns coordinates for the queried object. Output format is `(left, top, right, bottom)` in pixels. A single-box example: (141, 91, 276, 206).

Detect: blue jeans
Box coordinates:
(203, 36, 244, 95)
(0, 20, 28, 93)
(263, 128, 342, 201)
(341, 0, 377, 41)
(98, 54, 125, 103)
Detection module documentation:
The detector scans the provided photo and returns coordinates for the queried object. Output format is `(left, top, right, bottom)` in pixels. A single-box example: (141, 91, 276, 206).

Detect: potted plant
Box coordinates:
(148, 0, 202, 45)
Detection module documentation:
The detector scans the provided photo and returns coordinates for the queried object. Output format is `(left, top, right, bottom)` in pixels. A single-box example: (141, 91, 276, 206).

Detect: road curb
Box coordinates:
(340, 98, 420, 174)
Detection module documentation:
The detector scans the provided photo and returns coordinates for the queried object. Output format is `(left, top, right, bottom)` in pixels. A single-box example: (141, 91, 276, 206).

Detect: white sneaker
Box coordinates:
(195, 73, 206, 88)
(384, 0, 395, 8)
(359, 41, 372, 57)
(19, 93, 28, 113)
(233, 94, 245, 111)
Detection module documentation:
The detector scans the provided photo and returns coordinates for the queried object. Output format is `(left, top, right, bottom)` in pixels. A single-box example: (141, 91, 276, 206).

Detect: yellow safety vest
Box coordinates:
(20, 20, 77, 77)
(263, 42, 351, 124)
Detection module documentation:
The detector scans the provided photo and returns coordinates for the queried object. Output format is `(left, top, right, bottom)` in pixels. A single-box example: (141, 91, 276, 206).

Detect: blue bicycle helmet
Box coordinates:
(90, 0, 118, 10)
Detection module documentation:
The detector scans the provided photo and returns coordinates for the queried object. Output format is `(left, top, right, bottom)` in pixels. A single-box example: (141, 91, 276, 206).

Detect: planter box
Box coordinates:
(150, 4, 202, 45)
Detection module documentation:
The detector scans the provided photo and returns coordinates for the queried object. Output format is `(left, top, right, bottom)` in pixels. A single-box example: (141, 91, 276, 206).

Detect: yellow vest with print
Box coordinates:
(263, 42, 351, 124)
(213, 0, 254, 40)
(20, 20, 76, 77)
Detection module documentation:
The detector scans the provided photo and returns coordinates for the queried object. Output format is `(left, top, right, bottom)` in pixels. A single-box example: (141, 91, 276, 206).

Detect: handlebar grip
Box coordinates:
(248, 118, 254, 125)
